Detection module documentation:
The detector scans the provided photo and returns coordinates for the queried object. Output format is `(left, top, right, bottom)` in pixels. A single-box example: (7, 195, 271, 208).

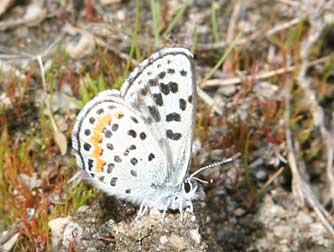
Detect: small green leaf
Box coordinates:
(79, 83, 90, 104)
(66, 95, 84, 109)
(98, 73, 107, 91)
(86, 73, 98, 95)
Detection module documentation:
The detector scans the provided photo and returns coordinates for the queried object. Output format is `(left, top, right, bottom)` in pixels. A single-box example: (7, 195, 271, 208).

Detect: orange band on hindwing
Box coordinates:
(89, 114, 112, 173)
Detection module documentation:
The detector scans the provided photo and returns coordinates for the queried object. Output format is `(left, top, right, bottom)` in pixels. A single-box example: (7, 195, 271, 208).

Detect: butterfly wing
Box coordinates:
(72, 92, 168, 205)
(120, 48, 197, 186)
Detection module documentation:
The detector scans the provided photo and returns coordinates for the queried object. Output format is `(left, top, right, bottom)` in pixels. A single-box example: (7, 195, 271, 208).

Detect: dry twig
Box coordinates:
(0, 221, 22, 247)
(285, 85, 334, 238)
(0, 2, 47, 31)
(226, 1, 241, 43)
(197, 17, 302, 51)
(0, 0, 14, 17)
(284, 0, 334, 238)
(200, 56, 330, 88)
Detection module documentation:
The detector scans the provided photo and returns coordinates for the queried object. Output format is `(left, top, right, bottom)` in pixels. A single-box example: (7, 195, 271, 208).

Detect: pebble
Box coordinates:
(62, 222, 83, 248)
(49, 217, 72, 251)
(189, 229, 201, 244)
(160, 235, 168, 245)
(253, 81, 278, 99)
(209, 149, 224, 161)
(169, 234, 187, 251)
(66, 34, 96, 59)
(218, 84, 237, 97)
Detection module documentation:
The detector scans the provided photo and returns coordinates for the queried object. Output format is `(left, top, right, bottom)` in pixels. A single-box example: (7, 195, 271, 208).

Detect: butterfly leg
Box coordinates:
(161, 197, 172, 222)
(178, 201, 184, 222)
(187, 200, 194, 214)
(161, 209, 167, 222)
(134, 201, 149, 222)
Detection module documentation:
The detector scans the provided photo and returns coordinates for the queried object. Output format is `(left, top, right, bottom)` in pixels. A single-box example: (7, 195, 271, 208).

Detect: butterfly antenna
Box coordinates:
(191, 177, 210, 184)
(188, 153, 241, 182)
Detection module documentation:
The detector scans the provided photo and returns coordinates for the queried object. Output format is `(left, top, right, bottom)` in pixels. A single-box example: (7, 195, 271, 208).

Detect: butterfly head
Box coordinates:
(165, 179, 198, 211)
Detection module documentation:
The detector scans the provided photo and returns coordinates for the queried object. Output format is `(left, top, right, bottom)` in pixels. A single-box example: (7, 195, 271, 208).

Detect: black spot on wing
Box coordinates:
(107, 143, 113, 150)
(160, 82, 170, 95)
(123, 148, 130, 156)
(112, 124, 119, 131)
(153, 93, 163, 106)
(88, 159, 94, 171)
(148, 79, 158, 86)
(166, 112, 181, 122)
(114, 155, 122, 162)
(140, 132, 147, 140)
(140, 87, 148, 96)
(179, 98, 186, 111)
(169, 82, 178, 93)
(180, 70, 187, 76)
(148, 153, 155, 161)
(128, 129, 137, 138)
(130, 170, 137, 177)
(167, 68, 175, 74)
(110, 177, 118, 186)
(130, 116, 139, 123)
(130, 157, 138, 166)
(148, 106, 161, 122)
(104, 130, 112, 138)
(166, 129, 182, 140)
(158, 71, 166, 79)
(188, 95, 193, 103)
(84, 143, 91, 151)
(97, 108, 104, 115)
(89, 117, 95, 124)
(107, 163, 114, 173)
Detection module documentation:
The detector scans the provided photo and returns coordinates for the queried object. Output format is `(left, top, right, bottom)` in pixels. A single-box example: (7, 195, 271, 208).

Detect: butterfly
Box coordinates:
(72, 48, 199, 220)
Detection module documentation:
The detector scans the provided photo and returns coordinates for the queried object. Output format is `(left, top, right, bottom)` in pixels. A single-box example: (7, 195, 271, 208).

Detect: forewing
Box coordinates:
(120, 48, 197, 185)
(72, 93, 168, 203)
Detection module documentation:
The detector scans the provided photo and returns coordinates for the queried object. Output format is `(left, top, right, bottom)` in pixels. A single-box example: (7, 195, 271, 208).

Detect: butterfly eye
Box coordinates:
(183, 181, 192, 193)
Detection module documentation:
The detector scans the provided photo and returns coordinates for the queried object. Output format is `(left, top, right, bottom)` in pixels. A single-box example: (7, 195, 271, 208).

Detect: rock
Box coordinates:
(253, 81, 278, 100)
(65, 34, 96, 59)
(218, 84, 237, 97)
(209, 149, 224, 161)
(189, 228, 201, 244)
(62, 222, 83, 249)
(273, 225, 292, 239)
(254, 189, 334, 251)
(48, 217, 72, 252)
(160, 235, 168, 245)
(169, 233, 187, 251)
(58, 198, 207, 252)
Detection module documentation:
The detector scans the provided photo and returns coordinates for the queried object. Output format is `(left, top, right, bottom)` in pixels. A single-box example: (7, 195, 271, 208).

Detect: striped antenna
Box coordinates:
(188, 153, 241, 182)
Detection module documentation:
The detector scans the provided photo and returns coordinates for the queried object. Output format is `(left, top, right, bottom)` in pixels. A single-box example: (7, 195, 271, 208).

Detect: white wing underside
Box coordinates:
(121, 48, 197, 185)
(72, 48, 197, 205)
(72, 92, 168, 204)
